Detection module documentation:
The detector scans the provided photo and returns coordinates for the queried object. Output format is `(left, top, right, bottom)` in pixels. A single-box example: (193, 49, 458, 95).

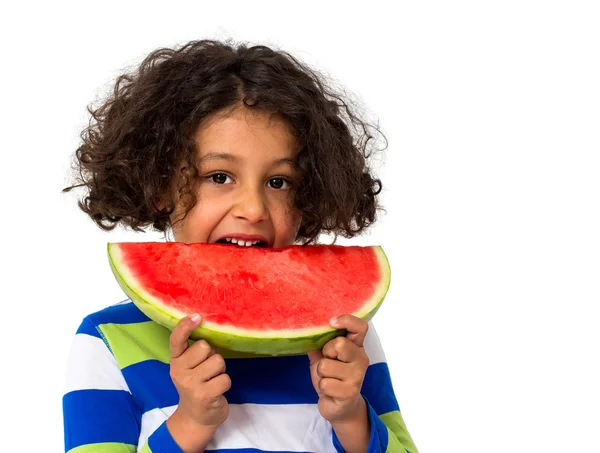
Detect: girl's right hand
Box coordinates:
(166, 314, 231, 452)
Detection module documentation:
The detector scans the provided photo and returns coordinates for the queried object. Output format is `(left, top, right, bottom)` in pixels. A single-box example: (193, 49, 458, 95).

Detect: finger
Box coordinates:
(323, 336, 359, 363)
(316, 358, 351, 380)
(194, 353, 227, 382)
(204, 372, 232, 397)
(169, 314, 202, 359)
(331, 315, 368, 347)
(318, 378, 356, 400)
(307, 349, 324, 366)
(178, 339, 215, 369)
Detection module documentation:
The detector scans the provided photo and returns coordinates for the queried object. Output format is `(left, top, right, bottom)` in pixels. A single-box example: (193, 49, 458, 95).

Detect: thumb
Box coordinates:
(307, 349, 323, 366)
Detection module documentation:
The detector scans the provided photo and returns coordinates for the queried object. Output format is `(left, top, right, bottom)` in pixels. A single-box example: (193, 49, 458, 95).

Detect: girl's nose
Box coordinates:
(231, 186, 269, 223)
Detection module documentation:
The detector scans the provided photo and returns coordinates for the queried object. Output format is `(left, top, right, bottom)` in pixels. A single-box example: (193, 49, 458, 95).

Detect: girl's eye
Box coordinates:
(268, 177, 291, 189)
(210, 173, 231, 184)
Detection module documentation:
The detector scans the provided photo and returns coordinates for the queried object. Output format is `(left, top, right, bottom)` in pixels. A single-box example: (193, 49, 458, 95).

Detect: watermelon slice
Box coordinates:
(107, 242, 390, 356)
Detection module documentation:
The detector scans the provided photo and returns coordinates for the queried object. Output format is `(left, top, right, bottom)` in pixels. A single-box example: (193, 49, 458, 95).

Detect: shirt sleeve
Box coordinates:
(62, 318, 185, 453)
(332, 323, 419, 453)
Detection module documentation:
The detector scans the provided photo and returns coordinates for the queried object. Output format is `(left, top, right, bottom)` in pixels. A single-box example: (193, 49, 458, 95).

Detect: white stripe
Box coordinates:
(64, 333, 130, 394)
(138, 404, 336, 452)
(138, 405, 176, 450)
(364, 321, 387, 365)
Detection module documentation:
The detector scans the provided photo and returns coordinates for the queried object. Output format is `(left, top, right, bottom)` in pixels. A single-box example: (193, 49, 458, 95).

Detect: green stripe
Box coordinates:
(99, 321, 268, 369)
(99, 321, 172, 368)
(99, 320, 280, 369)
(384, 425, 407, 452)
(380, 410, 419, 453)
(67, 443, 136, 453)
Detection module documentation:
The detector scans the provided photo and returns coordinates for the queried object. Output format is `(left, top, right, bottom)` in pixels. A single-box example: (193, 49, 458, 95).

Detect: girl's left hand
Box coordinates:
(307, 315, 370, 424)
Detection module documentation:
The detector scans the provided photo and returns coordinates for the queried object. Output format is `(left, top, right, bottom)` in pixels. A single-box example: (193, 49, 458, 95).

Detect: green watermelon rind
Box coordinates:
(107, 243, 391, 356)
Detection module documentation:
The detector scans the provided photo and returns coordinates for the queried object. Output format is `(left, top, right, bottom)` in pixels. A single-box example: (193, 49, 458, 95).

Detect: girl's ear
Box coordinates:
(156, 194, 176, 218)
(156, 196, 169, 212)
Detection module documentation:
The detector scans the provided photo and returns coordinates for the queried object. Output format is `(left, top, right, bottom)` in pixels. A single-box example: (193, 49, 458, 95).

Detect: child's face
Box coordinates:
(171, 107, 301, 248)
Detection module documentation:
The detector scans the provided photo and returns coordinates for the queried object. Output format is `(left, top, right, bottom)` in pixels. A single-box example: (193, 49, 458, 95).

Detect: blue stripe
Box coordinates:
(63, 389, 141, 450)
(76, 319, 101, 338)
(332, 397, 389, 453)
(225, 355, 318, 404)
(86, 301, 150, 327)
(366, 397, 389, 453)
(76, 302, 149, 339)
(371, 398, 390, 451)
(122, 360, 178, 413)
(122, 357, 396, 413)
(122, 355, 319, 411)
(362, 362, 400, 415)
(148, 421, 184, 453)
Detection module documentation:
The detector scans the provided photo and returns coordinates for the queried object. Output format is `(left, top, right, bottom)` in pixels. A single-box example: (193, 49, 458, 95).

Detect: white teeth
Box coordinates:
(222, 238, 262, 246)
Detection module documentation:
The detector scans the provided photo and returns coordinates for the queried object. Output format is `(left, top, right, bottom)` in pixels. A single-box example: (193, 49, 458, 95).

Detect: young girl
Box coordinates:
(63, 39, 418, 453)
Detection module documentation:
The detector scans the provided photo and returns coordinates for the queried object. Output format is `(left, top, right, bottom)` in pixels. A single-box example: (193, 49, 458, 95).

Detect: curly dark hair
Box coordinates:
(63, 39, 386, 244)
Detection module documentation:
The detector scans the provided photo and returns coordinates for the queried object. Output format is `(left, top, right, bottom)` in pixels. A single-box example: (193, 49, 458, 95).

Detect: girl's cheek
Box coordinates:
(281, 205, 302, 236)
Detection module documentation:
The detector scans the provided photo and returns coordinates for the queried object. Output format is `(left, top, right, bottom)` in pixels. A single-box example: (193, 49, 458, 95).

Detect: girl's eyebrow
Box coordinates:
(199, 152, 295, 167)
(199, 152, 240, 163)
(271, 157, 295, 167)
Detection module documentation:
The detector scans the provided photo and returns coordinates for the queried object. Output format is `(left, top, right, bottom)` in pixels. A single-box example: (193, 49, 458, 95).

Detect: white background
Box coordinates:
(1, 1, 599, 452)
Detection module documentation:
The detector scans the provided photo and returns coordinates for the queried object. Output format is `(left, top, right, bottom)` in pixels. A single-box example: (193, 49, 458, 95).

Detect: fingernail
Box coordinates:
(190, 313, 201, 323)
(330, 316, 338, 326)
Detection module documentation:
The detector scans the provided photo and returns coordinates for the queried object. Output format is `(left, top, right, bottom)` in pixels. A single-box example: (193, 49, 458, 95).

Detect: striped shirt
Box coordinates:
(63, 300, 418, 453)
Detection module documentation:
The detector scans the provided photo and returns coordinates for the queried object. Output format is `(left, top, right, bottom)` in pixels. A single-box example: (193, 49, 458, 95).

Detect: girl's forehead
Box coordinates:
(194, 108, 299, 162)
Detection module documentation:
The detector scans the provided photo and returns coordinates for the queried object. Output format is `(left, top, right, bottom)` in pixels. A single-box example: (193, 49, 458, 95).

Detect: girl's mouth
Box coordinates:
(215, 237, 269, 248)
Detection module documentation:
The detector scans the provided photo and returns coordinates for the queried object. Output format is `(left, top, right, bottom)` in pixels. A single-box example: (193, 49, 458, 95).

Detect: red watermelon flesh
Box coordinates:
(108, 242, 390, 355)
